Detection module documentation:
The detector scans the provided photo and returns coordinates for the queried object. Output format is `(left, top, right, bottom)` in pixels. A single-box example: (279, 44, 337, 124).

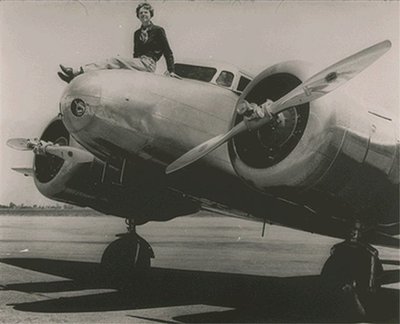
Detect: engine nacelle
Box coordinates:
(33, 118, 97, 206)
(33, 117, 199, 222)
(228, 61, 399, 223)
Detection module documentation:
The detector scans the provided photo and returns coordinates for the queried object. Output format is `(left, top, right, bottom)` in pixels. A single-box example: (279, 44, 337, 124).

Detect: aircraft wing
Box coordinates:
(370, 232, 400, 249)
(201, 201, 400, 249)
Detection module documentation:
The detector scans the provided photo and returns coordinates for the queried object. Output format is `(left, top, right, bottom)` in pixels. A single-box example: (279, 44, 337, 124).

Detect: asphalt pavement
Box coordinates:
(0, 213, 398, 323)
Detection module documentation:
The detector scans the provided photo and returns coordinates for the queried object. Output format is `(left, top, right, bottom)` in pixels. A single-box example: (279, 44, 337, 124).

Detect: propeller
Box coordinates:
(7, 138, 93, 163)
(7, 138, 37, 151)
(166, 40, 392, 174)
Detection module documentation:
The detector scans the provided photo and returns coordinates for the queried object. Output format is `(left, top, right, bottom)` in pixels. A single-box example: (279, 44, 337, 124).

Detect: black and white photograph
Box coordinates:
(0, 1, 399, 323)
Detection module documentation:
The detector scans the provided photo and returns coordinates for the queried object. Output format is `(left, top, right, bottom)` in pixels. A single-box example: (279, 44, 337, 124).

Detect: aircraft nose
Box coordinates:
(60, 73, 102, 133)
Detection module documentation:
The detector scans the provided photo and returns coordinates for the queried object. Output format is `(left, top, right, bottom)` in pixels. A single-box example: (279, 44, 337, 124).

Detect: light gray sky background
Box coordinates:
(0, 1, 399, 205)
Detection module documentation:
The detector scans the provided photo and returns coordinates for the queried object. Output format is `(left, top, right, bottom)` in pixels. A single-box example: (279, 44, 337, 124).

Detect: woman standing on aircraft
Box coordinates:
(58, 2, 176, 83)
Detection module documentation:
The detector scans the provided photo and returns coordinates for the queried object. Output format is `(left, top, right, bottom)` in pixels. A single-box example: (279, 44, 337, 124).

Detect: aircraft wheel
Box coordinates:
(320, 244, 383, 318)
(101, 234, 153, 283)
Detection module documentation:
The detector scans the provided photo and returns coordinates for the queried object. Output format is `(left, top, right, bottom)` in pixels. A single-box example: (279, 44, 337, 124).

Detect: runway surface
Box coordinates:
(0, 212, 399, 323)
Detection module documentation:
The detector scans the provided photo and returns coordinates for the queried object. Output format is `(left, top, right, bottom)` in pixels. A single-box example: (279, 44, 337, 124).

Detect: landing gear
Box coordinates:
(101, 218, 154, 282)
(320, 223, 383, 317)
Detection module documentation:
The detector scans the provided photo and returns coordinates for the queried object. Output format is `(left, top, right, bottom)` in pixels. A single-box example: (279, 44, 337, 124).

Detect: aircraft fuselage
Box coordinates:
(59, 68, 399, 239)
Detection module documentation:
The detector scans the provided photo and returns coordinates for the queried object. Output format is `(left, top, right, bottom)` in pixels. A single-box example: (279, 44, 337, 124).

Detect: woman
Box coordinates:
(58, 2, 176, 83)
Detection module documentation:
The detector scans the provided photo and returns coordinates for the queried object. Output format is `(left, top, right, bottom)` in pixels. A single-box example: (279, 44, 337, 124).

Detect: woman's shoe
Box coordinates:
(59, 64, 73, 76)
(57, 72, 73, 83)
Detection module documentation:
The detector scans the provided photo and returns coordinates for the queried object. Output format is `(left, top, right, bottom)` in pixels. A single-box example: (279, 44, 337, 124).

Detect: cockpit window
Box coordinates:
(237, 76, 251, 92)
(216, 71, 234, 88)
(174, 64, 217, 82)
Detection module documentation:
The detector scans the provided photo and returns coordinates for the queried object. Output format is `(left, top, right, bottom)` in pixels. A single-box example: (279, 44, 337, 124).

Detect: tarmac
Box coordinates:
(0, 212, 399, 323)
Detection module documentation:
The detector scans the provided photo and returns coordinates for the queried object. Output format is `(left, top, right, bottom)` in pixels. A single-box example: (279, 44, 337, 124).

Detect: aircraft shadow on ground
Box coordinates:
(0, 258, 398, 323)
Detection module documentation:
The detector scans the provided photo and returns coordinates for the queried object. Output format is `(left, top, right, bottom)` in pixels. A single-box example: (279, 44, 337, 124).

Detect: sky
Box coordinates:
(0, 1, 399, 205)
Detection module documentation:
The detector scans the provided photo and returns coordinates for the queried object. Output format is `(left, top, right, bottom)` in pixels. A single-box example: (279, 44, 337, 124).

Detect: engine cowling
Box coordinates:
(229, 61, 334, 191)
(228, 61, 399, 223)
(33, 117, 98, 206)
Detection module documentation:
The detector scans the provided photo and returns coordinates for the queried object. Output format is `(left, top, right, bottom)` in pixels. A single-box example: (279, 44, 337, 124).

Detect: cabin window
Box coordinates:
(237, 76, 251, 92)
(216, 71, 234, 87)
(174, 64, 217, 82)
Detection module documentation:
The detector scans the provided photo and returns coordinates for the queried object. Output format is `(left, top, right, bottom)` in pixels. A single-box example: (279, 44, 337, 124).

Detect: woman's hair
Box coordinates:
(136, 2, 154, 18)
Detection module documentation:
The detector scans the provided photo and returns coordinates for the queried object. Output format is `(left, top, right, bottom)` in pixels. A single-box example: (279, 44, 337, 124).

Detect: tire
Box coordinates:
(101, 235, 152, 283)
(320, 245, 383, 318)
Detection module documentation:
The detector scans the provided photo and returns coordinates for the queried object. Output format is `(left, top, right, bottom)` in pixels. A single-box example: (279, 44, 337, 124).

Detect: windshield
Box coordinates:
(174, 64, 217, 82)
(216, 71, 234, 87)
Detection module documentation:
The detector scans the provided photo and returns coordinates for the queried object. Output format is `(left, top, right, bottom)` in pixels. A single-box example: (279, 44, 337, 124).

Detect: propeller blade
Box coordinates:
(166, 40, 391, 174)
(6, 138, 38, 151)
(166, 122, 247, 174)
(271, 40, 392, 113)
(11, 168, 34, 177)
(45, 146, 94, 163)
(7, 137, 93, 163)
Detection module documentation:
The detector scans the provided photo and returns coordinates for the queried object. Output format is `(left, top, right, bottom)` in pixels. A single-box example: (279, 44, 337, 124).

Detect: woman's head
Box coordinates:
(136, 2, 154, 21)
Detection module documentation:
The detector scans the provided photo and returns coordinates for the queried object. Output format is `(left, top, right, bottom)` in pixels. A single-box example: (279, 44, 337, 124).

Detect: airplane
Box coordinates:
(7, 40, 399, 316)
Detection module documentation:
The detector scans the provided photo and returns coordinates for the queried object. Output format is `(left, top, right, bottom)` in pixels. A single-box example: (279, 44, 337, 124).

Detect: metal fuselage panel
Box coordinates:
(61, 70, 237, 173)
